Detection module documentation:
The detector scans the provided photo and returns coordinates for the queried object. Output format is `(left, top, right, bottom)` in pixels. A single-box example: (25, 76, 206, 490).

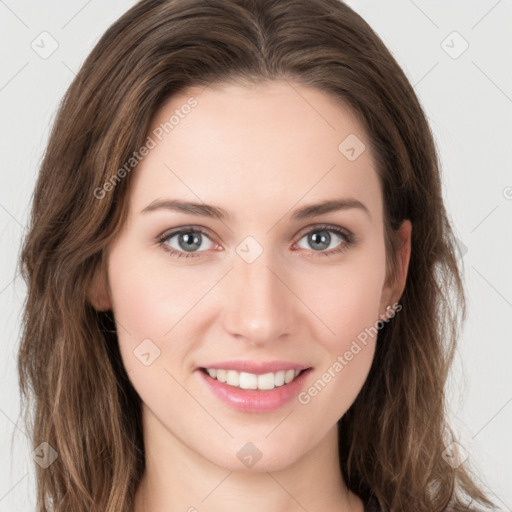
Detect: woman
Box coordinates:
(17, 0, 496, 511)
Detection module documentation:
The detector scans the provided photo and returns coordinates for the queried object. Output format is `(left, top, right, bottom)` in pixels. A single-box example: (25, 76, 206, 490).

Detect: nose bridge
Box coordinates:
(222, 242, 294, 344)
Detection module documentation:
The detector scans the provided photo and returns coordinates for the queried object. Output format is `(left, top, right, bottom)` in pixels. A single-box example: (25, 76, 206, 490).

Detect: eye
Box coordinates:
(157, 228, 217, 258)
(157, 224, 355, 259)
(294, 224, 355, 257)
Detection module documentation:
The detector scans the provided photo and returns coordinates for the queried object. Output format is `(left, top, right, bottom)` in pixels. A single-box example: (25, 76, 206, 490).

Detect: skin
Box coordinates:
(90, 79, 411, 512)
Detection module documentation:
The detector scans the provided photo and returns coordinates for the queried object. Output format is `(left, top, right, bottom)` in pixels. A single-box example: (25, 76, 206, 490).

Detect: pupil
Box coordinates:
(309, 230, 330, 251)
(179, 232, 201, 251)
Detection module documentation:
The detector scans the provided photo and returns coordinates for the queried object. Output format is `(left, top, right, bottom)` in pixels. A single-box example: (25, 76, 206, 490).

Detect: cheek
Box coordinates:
(296, 248, 387, 352)
(106, 240, 192, 376)
(292, 246, 386, 411)
(294, 268, 384, 422)
(107, 239, 211, 340)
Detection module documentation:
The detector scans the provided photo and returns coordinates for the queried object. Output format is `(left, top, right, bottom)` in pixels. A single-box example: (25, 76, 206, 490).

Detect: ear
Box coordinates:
(379, 219, 412, 317)
(87, 257, 112, 312)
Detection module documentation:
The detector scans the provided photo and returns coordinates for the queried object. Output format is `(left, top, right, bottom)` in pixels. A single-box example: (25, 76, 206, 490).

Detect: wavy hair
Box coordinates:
(17, 0, 495, 510)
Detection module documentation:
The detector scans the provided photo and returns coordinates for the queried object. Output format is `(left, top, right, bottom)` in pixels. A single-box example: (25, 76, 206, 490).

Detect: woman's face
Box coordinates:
(100, 80, 410, 472)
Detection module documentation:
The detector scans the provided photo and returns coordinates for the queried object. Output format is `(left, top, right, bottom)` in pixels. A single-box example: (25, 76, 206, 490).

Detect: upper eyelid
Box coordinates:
(295, 223, 351, 238)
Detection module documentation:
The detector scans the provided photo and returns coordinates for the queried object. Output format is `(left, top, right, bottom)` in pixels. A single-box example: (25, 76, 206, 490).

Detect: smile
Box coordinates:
(202, 368, 304, 390)
(199, 366, 313, 413)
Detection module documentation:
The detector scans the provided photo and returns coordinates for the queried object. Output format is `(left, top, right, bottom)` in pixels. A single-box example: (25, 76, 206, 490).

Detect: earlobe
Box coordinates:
(87, 259, 112, 312)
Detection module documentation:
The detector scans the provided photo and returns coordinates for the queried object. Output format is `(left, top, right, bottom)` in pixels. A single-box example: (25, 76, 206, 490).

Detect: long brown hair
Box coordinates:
(17, 0, 495, 510)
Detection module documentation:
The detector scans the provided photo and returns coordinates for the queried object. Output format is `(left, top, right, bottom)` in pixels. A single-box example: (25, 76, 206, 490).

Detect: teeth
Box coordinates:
(285, 369, 295, 384)
(205, 368, 303, 390)
(226, 370, 239, 387)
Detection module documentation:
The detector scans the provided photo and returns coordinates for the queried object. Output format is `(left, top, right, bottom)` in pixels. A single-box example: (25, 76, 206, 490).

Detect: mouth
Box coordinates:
(198, 366, 313, 413)
(199, 367, 311, 391)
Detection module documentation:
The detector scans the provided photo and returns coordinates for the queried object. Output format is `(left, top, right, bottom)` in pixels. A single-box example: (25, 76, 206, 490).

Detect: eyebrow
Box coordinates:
(140, 198, 371, 221)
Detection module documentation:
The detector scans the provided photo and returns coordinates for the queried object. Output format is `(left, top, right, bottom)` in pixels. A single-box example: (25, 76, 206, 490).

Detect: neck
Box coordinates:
(133, 404, 363, 512)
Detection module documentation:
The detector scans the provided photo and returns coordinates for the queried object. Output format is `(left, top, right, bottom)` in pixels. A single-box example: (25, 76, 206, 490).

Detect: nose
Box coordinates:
(221, 247, 297, 347)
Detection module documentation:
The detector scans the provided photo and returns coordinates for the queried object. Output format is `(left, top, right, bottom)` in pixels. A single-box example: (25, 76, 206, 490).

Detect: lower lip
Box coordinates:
(198, 368, 312, 413)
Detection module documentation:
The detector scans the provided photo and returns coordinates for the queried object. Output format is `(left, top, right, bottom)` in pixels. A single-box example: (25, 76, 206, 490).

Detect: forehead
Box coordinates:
(129, 80, 382, 224)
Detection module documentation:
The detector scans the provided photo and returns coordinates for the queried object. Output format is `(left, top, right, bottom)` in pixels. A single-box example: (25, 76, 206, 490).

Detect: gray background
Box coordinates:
(1, 0, 511, 510)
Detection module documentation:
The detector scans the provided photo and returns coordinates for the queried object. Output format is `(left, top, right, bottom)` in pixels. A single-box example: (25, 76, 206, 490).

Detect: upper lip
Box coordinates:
(197, 360, 312, 375)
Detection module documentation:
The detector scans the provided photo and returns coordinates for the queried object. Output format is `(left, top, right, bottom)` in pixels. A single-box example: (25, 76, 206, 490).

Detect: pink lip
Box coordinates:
(198, 367, 313, 413)
(197, 360, 311, 375)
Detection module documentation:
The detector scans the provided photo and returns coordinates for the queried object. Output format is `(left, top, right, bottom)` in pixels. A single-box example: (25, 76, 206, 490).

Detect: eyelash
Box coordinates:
(156, 223, 356, 259)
